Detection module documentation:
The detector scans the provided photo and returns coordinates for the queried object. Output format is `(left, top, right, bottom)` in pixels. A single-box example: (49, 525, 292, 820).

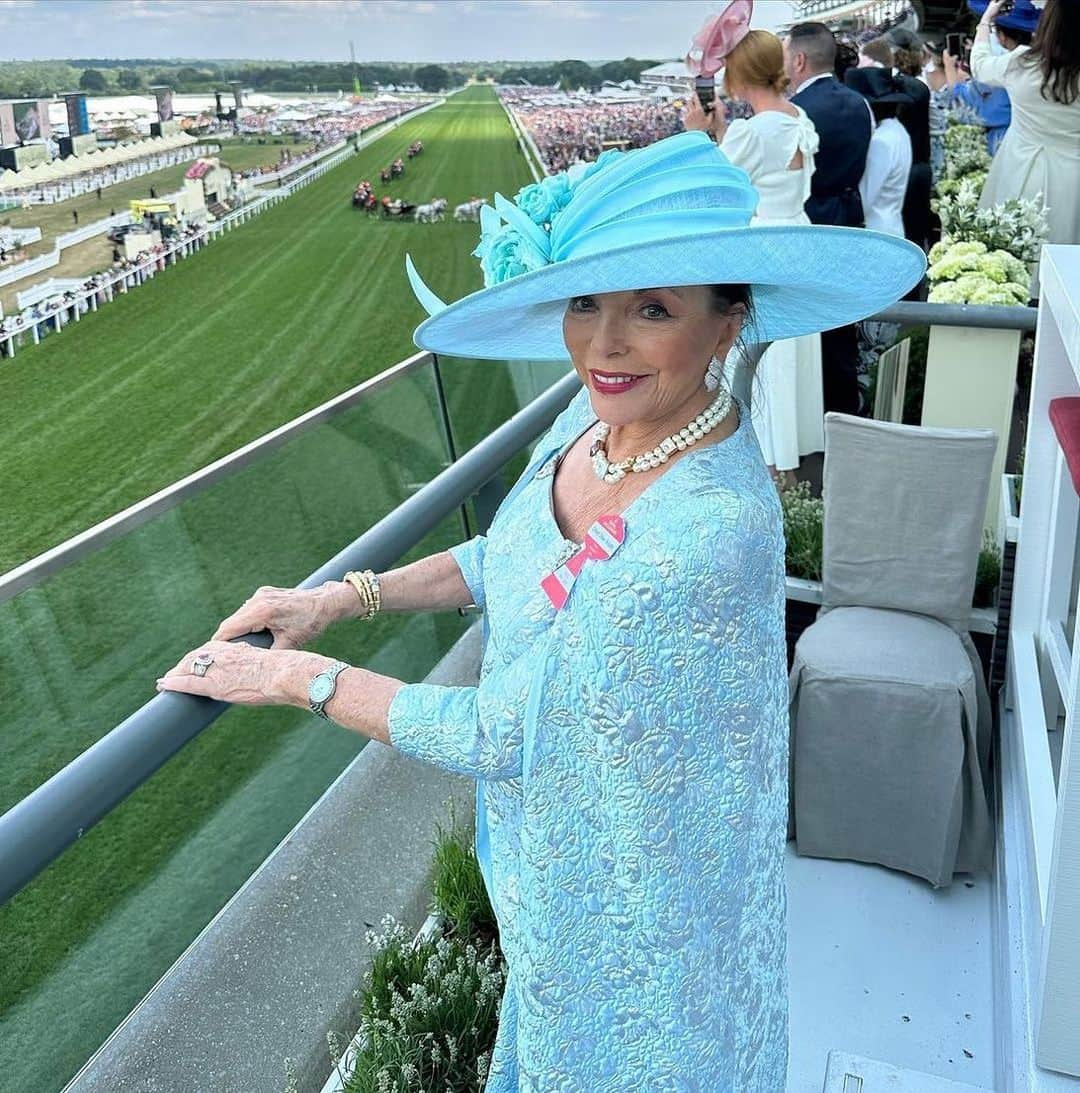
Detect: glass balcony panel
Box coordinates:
(439, 356, 574, 535)
(0, 358, 531, 1092)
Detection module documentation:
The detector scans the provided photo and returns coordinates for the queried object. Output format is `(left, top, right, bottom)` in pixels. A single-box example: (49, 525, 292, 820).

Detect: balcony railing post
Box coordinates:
(430, 352, 472, 543)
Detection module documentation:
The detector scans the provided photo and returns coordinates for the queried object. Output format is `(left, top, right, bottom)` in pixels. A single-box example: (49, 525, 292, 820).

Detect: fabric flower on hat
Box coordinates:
(471, 149, 628, 287)
(514, 173, 573, 227)
(472, 201, 550, 287)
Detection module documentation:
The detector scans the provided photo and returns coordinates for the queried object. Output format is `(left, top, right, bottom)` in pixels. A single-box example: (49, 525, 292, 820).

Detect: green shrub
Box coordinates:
(430, 801, 499, 948)
(974, 529, 1002, 608)
(780, 480, 824, 582)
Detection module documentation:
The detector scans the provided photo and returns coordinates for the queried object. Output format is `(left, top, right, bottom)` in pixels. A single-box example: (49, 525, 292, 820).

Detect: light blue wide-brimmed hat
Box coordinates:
(406, 130, 926, 361)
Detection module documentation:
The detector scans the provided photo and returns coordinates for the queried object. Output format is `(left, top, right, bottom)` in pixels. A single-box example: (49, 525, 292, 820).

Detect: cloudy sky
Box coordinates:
(0, 0, 796, 63)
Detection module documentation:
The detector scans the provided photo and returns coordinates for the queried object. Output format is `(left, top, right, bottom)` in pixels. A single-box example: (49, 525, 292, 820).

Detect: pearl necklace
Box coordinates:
(589, 388, 733, 484)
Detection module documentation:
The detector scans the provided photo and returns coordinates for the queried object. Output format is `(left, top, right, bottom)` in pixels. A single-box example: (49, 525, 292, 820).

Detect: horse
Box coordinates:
(453, 198, 484, 222)
(414, 197, 447, 224)
(380, 167, 391, 184)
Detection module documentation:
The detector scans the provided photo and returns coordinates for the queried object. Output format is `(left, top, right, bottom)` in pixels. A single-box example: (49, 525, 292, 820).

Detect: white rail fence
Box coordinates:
(0, 211, 135, 290)
(0, 192, 286, 356)
(242, 139, 349, 186)
(502, 102, 547, 182)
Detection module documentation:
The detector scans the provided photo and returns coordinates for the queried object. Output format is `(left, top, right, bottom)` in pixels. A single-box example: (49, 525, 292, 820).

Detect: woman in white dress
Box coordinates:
(686, 28, 825, 490)
(970, 0, 1080, 295)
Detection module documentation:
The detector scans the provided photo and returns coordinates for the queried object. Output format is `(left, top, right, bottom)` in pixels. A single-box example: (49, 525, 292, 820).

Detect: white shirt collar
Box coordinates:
(792, 71, 833, 96)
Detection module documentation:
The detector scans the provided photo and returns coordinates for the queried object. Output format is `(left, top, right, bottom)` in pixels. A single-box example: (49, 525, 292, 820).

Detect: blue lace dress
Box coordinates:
(388, 386, 790, 1091)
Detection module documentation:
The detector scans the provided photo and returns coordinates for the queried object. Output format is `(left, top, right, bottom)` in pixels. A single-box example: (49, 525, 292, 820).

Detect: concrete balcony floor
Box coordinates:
(787, 842, 995, 1091)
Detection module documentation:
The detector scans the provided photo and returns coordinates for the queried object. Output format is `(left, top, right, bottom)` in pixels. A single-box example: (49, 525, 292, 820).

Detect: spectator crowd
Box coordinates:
(503, 89, 684, 172)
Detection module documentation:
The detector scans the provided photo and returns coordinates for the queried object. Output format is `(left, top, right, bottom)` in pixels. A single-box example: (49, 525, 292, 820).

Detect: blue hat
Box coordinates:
(405, 131, 926, 361)
(967, 0, 1042, 34)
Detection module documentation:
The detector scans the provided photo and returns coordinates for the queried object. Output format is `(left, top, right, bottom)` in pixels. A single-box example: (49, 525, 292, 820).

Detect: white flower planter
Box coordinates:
(319, 912, 445, 1093)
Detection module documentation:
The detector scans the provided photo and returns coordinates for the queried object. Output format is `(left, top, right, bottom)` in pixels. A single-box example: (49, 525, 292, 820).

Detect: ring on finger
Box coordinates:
(192, 652, 214, 677)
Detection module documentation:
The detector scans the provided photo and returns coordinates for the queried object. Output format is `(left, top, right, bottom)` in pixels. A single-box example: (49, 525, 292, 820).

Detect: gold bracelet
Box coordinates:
(344, 569, 381, 620)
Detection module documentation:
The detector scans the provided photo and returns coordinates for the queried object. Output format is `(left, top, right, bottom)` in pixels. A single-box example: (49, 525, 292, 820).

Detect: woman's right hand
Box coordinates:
(211, 583, 348, 650)
(683, 93, 713, 133)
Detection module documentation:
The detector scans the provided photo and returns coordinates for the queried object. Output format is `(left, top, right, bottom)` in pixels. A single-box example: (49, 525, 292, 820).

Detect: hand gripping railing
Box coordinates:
(0, 370, 582, 907)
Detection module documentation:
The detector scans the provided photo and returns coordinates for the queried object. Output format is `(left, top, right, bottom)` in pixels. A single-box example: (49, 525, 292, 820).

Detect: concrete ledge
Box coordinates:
(64, 623, 484, 1093)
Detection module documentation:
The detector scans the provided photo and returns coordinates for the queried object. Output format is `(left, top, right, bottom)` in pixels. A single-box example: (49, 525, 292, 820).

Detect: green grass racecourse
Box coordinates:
(0, 85, 552, 1093)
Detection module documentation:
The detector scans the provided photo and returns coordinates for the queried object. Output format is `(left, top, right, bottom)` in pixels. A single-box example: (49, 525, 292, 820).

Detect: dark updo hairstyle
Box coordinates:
(711, 284, 766, 412)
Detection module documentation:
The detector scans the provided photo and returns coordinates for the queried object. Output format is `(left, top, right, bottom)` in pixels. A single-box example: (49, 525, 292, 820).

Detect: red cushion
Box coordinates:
(1050, 397, 1080, 495)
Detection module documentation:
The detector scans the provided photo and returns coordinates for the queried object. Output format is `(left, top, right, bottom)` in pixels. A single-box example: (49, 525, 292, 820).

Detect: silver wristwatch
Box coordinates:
(308, 659, 350, 720)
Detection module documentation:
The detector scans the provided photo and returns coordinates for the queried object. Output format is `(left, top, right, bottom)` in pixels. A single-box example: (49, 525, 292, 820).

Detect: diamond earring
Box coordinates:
(704, 355, 723, 392)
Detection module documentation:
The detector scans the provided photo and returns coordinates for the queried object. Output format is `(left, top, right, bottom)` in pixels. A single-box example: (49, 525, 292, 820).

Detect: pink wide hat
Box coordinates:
(686, 0, 754, 77)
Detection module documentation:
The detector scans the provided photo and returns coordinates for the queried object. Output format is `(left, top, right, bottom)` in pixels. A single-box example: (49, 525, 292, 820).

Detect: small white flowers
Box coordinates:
(335, 912, 507, 1090)
(780, 480, 824, 582)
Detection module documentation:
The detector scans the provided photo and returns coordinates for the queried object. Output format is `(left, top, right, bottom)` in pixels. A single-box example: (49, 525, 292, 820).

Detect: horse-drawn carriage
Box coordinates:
(381, 197, 417, 219)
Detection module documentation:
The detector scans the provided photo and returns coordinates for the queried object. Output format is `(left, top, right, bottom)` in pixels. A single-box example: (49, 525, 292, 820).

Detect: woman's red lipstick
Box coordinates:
(589, 370, 648, 395)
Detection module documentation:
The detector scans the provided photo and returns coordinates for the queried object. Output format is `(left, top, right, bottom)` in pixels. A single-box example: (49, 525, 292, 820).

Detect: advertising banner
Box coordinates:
(65, 92, 90, 137)
(151, 85, 174, 122)
(0, 102, 16, 147)
(12, 100, 44, 143)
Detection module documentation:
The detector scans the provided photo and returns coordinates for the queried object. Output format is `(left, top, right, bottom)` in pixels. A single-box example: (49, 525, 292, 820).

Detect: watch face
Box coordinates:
(310, 675, 334, 703)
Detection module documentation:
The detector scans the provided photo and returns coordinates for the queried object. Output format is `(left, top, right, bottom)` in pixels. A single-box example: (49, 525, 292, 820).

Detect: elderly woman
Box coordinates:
(160, 130, 923, 1089)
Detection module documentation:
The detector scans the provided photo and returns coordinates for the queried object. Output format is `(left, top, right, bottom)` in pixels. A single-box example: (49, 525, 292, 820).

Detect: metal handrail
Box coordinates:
(0, 370, 581, 907)
(872, 300, 1038, 332)
(0, 351, 435, 603)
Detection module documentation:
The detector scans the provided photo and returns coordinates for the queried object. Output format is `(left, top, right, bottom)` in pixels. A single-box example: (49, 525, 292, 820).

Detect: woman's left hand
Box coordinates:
(983, 0, 1005, 19)
(156, 639, 308, 707)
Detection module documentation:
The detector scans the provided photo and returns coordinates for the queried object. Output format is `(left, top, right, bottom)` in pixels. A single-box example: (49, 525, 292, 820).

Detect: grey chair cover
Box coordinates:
(787, 412, 998, 888)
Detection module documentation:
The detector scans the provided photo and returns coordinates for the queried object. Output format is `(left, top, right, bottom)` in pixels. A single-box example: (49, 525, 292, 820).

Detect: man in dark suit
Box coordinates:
(784, 21, 874, 415)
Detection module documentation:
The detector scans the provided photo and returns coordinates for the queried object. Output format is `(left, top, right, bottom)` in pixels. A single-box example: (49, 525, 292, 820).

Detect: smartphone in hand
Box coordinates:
(694, 75, 716, 113)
